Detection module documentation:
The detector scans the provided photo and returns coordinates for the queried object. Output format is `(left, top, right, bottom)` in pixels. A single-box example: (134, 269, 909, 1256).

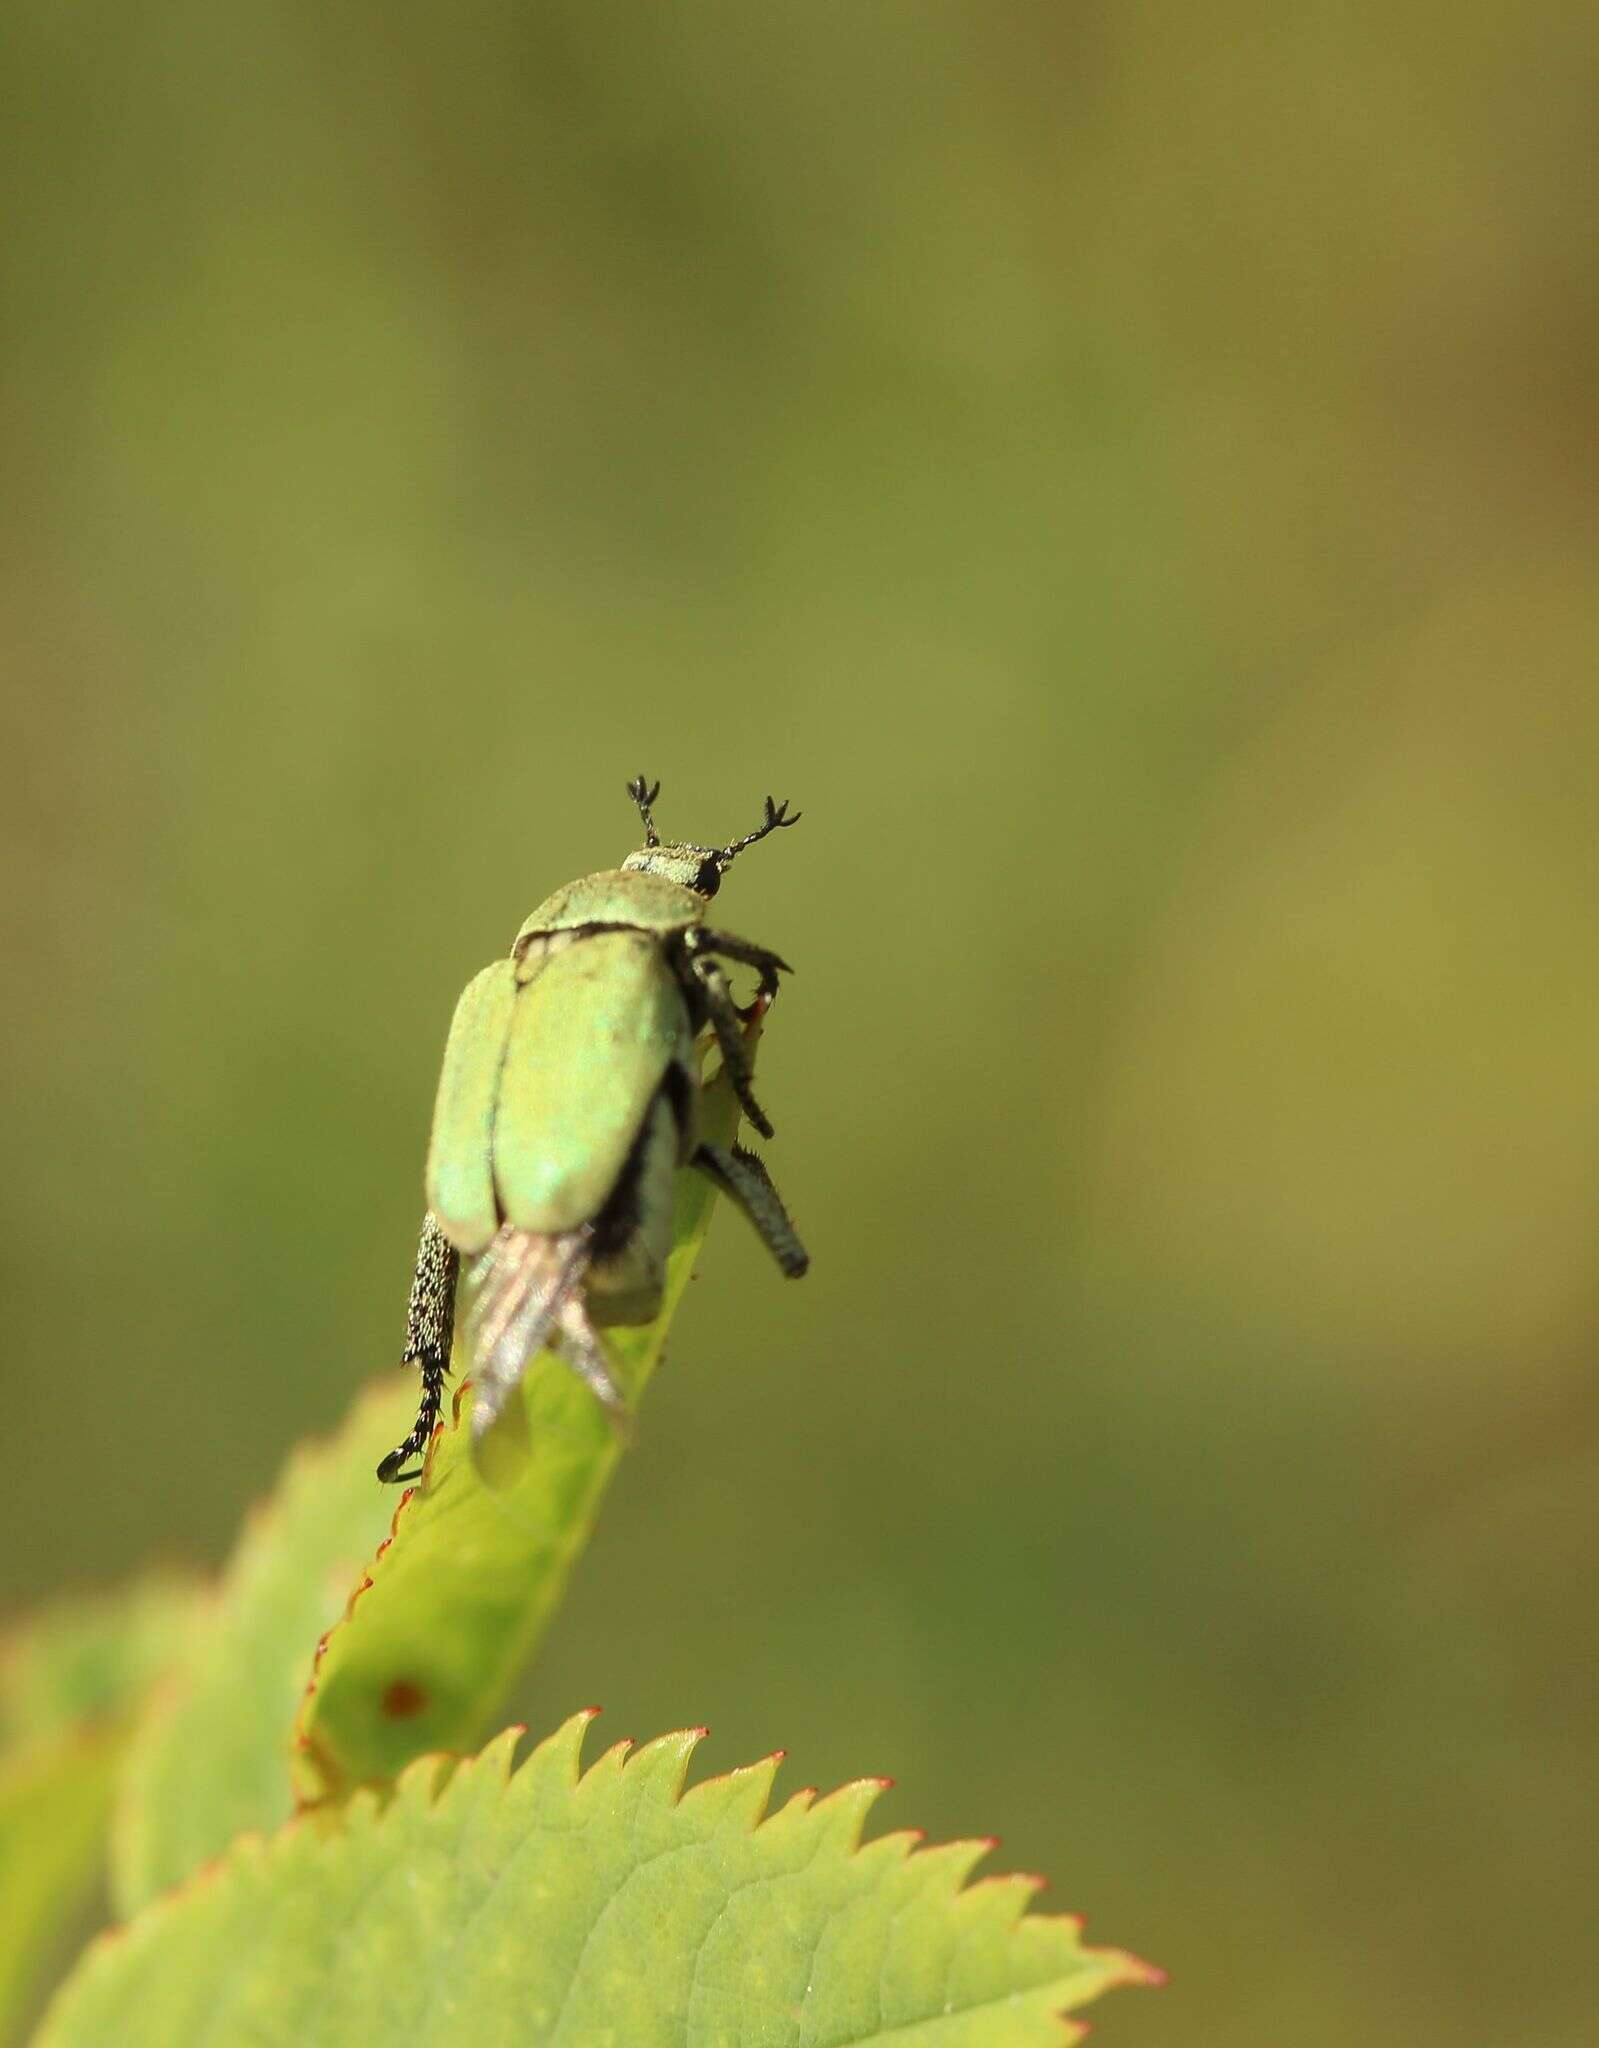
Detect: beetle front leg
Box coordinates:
(377, 1212, 460, 1483)
(684, 946, 775, 1138)
(689, 927, 791, 1006)
(692, 1141, 809, 1277)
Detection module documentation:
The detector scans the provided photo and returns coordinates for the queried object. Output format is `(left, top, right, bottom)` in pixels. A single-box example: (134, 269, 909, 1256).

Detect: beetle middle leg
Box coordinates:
(692, 1141, 809, 1277)
(682, 945, 775, 1138)
(377, 1211, 460, 1484)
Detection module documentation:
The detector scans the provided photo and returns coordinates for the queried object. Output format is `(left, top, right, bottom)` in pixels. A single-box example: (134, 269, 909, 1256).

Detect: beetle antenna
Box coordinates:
(718, 794, 801, 869)
(626, 775, 662, 848)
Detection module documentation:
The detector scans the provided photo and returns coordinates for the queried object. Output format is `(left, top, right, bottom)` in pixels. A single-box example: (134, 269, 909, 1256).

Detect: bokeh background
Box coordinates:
(4, 6, 1596, 2043)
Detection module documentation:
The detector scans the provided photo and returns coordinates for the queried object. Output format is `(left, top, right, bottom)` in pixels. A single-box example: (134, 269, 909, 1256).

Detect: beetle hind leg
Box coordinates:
(693, 1141, 810, 1278)
(378, 1212, 460, 1484)
(376, 1356, 445, 1485)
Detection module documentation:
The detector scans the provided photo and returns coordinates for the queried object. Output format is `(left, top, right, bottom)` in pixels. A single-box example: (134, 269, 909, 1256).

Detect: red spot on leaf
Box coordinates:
(381, 1679, 428, 1719)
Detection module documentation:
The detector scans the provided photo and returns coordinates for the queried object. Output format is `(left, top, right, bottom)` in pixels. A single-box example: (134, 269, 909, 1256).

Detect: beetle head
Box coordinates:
(621, 778, 800, 899)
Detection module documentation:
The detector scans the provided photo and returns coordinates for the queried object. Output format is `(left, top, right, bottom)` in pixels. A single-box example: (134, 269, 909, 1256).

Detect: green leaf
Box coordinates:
(0, 1736, 118, 2048)
(0, 1583, 200, 2048)
(37, 1714, 1157, 2048)
(114, 1061, 745, 1906)
(109, 1384, 416, 1915)
(289, 1067, 741, 1808)
(0, 1579, 200, 1751)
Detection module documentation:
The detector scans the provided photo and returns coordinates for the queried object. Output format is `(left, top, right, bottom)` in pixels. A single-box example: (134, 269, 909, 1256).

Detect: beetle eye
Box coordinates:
(694, 857, 722, 898)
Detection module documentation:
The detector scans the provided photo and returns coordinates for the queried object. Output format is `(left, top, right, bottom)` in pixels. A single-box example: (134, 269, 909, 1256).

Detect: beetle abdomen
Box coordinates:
(490, 930, 693, 1235)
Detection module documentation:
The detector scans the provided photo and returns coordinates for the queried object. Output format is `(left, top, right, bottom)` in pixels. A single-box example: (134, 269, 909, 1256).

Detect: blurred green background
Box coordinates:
(3, 5, 1596, 2043)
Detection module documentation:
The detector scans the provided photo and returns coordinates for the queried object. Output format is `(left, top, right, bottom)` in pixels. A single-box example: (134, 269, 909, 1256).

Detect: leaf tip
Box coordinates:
(393, 1751, 454, 1806)
(805, 1774, 893, 1850)
(1041, 1925, 1166, 1997)
(678, 1744, 784, 1831)
(902, 1835, 998, 1895)
(472, 1724, 525, 1786)
(556, 1707, 603, 1757)
(618, 1725, 707, 1804)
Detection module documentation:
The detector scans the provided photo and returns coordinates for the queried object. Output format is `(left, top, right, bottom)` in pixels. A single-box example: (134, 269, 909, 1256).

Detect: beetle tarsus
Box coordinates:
(377, 1214, 461, 1484)
(377, 1354, 446, 1484)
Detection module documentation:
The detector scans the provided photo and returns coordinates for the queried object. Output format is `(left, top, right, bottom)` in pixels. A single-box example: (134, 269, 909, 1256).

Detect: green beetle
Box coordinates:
(377, 777, 808, 1483)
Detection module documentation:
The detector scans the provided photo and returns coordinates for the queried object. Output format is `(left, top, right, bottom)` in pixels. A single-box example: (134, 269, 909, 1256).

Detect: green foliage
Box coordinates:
(0, 1581, 200, 1750)
(13, 1056, 1150, 2043)
(110, 1383, 416, 1914)
(292, 1073, 739, 1806)
(0, 1583, 199, 2046)
(0, 1738, 118, 2048)
(113, 1063, 738, 1901)
(38, 1713, 1152, 2048)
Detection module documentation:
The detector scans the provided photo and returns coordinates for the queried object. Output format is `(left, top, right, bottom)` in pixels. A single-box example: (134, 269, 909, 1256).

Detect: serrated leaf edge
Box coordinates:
(287, 1380, 460, 1798)
(52, 1711, 1159, 2046)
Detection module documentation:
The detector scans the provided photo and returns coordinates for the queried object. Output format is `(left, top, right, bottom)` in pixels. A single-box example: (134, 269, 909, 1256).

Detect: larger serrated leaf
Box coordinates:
(37, 1713, 1156, 2048)
(0, 1582, 201, 2048)
(110, 1383, 417, 1914)
(291, 1066, 742, 1807)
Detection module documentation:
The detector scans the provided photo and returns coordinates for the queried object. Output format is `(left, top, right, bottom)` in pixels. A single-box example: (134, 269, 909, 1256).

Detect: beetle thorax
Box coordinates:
(513, 866, 706, 950)
(621, 841, 725, 897)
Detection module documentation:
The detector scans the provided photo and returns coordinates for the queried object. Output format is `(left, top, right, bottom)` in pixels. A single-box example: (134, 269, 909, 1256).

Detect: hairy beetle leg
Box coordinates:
(693, 1141, 810, 1278)
(378, 1351, 445, 1484)
(378, 1213, 460, 1483)
(684, 945, 775, 1138)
